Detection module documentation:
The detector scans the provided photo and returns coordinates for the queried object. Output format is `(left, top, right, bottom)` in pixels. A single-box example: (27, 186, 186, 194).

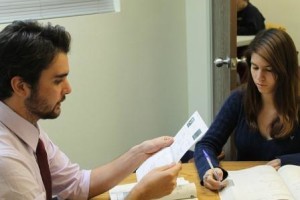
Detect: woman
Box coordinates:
(194, 28, 300, 190)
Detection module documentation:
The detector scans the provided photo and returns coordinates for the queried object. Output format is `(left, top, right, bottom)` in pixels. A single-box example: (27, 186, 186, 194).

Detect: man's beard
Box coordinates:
(25, 88, 65, 120)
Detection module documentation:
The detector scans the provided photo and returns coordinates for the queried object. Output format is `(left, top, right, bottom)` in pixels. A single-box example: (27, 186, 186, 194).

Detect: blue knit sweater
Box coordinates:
(194, 89, 300, 181)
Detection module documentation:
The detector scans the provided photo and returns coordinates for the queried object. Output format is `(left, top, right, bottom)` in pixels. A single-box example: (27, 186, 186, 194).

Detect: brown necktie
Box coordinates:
(36, 139, 52, 200)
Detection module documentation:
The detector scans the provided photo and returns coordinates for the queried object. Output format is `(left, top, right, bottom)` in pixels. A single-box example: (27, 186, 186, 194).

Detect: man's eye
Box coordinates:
(54, 79, 62, 84)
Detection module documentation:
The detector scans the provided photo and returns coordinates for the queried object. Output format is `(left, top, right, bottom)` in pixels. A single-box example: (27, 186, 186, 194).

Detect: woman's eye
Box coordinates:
(266, 68, 273, 72)
(251, 65, 258, 70)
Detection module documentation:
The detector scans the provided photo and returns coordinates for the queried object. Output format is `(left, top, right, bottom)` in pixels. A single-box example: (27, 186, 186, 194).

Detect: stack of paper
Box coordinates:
(109, 177, 198, 200)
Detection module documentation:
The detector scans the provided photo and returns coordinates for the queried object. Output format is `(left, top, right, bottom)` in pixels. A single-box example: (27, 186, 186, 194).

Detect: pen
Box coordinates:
(202, 149, 221, 182)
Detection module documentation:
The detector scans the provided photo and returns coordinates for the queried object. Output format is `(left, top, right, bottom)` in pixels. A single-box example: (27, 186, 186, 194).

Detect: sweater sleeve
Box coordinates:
(194, 90, 243, 183)
(277, 153, 300, 166)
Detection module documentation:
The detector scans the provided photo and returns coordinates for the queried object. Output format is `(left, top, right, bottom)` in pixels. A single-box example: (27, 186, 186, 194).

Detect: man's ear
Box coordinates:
(10, 76, 31, 97)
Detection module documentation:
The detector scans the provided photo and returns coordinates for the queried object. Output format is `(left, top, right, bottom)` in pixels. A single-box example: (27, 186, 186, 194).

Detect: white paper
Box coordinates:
(109, 183, 136, 200)
(136, 111, 208, 181)
(278, 165, 300, 199)
(109, 177, 198, 200)
(219, 165, 296, 200)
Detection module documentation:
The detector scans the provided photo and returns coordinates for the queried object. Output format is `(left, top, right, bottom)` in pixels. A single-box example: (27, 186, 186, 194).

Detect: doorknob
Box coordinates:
(214, 57, 231, 68)
(214, 57, 246, 70)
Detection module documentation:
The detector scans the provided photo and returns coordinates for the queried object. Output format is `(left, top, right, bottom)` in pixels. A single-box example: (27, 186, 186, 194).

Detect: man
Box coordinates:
(0, 20, 181, 199)
(237, 0, 265, 35)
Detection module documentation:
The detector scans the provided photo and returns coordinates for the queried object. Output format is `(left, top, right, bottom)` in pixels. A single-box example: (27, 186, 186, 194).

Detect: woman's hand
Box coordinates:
(202, 168, 226, 190)
(267, 159, 281, 170)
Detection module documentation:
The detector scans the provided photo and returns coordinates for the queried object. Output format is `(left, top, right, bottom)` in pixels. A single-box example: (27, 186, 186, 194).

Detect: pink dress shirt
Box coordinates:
(0, 102, 91, 199)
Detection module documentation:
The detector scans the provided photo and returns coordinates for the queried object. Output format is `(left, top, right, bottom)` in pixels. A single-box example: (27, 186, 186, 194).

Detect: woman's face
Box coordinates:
(250, 53, 277, 95)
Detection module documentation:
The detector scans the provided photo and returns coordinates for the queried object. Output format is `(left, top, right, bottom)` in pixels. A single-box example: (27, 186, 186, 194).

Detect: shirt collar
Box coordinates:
(0, 101, 40, 151)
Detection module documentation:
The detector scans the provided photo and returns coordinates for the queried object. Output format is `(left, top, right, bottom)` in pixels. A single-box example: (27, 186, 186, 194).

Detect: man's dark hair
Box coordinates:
(0, 20, 71, 100)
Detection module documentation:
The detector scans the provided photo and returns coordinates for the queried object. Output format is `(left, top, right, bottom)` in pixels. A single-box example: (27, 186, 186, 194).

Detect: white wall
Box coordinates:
(40, 0, 189, 168)
(186, 0, 212, 124)
(0, 0, 212, 169)
(251, 0, 300, 61)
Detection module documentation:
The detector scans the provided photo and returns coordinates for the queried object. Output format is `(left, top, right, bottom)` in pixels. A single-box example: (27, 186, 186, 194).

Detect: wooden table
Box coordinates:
(92, 161, 266, 200)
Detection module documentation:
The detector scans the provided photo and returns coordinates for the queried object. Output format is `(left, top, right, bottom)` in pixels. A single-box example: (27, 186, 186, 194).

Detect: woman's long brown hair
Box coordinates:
(244, 28, 299, 138)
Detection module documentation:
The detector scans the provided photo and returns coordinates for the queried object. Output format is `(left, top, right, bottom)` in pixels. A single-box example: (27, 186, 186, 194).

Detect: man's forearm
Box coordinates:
(88, 144, 148, 198)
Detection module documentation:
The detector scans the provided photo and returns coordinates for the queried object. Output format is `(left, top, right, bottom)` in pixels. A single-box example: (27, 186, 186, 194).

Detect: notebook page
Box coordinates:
(278, 165, 300, 199)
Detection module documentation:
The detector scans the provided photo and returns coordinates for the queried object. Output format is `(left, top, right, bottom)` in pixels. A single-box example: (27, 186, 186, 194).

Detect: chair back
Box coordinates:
(265, 22, 286, 31)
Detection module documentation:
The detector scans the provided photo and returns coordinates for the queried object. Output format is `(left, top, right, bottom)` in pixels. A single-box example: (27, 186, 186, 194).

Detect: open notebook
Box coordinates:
(219, 165, 300, 200)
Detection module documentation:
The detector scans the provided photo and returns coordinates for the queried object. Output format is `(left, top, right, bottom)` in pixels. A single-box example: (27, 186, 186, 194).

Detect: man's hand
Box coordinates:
(126, 163, 182, 200)
(139, 136, 174, 155)
(88, 136, 175, 198)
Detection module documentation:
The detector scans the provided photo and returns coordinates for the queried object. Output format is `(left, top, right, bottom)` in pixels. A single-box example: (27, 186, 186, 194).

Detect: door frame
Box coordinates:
(211, 0, 237, 160)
